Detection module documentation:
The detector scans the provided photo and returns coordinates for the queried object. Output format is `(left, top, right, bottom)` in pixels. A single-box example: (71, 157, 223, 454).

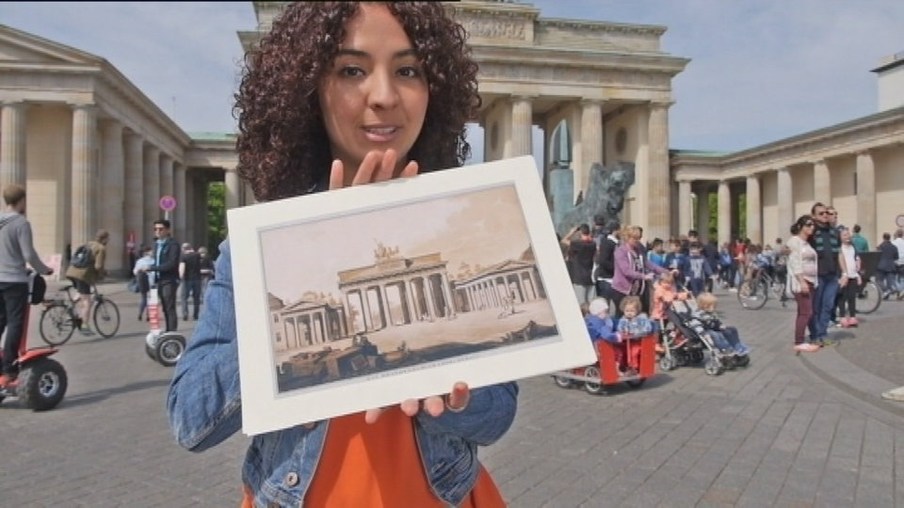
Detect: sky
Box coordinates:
(2, 1, 902, 154)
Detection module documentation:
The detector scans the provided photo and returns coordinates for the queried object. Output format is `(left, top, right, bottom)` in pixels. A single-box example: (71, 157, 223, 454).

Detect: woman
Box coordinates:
(610, 225, 667, 316)
(166, 3, 515, 506)
(786, 216, 820, 352)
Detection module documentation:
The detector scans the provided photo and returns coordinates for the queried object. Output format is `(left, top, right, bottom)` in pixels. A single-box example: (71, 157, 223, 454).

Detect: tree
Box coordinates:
(207, 182, 226, 257)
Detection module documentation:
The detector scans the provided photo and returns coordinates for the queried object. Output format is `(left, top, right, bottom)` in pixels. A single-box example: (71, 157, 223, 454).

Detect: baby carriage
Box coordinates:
(658, 299, 750, 376)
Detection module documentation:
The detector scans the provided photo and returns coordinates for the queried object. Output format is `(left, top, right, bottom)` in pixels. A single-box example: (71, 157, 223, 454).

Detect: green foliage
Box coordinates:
(708, 190, 748, 241)
(207, 182, 226, 257)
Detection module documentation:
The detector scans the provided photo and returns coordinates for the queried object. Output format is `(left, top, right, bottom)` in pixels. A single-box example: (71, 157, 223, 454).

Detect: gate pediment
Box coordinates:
(0, 25, 102, 66)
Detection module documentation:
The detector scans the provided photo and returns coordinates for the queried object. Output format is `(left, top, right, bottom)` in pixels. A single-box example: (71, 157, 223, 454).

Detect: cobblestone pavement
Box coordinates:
(0, 281, 901, 507)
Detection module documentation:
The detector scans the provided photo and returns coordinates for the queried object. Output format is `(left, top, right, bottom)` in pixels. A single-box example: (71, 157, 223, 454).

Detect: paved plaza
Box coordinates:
(1, 280, 902, 507)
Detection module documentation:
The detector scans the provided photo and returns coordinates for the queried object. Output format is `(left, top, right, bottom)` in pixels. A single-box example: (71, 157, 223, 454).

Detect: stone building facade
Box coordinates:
(2, 0, 900, 283)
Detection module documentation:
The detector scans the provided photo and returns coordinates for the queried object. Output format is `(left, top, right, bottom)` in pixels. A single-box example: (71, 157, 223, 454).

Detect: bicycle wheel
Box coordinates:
(93, 297, 121, 338)
(737, 278, 768, 310)
(857, 281, 881, 315)
(39, 303, 77, 346)
(769, 276, 786, 301)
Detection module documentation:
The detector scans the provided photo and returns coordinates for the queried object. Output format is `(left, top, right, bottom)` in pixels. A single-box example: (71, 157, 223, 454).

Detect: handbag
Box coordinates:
(127, 276, 140, 293)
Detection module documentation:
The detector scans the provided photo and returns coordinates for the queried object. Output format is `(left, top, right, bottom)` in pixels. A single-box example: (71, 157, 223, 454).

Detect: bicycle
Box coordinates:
(39, 284, 121, 346)
(854, 275, 882, 315)
(737, 268, 787, 310)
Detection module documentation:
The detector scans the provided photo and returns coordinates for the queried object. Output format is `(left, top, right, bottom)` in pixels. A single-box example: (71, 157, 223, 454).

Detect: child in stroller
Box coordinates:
(660, 295, 750, 375)
(693, 292, 751, 358)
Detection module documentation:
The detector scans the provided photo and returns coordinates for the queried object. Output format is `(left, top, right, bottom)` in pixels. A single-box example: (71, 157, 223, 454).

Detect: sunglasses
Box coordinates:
(804, 222, 815, 227)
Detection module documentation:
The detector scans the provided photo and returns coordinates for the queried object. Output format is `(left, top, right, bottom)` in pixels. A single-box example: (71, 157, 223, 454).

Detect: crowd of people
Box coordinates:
(562, 200, 903, 358)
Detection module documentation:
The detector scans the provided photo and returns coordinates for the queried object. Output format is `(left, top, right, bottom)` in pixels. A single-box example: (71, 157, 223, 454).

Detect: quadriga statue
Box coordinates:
(555, 161, 636, 237)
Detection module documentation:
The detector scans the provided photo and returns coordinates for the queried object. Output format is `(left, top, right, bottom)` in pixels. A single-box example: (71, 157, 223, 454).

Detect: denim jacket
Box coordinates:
(166, 240, 518, 507)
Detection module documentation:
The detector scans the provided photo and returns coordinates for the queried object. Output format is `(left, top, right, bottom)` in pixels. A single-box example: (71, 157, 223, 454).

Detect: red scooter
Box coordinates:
(0, 273, 67, 410)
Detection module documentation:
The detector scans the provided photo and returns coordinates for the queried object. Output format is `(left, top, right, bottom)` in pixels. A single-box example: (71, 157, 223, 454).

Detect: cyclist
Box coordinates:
(64, 229, 109, 334)
(0, 184, 55, 387)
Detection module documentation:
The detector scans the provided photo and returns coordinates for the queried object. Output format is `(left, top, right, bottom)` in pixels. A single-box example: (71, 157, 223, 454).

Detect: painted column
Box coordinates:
(404, 279, 417, 323)
(507, 96, 533, 158)
(777, 167, 793, 234)
(381, 285, 395, 328)
(647, 102, 671, 241)
(677, 180, 692, 237)
(578, 99, 603, 194)
(0, 102, 27, 189)
(224, 169, 240, 210)
(423, 276, 437, 320)
(174, 163, 187, 237)
(143, 145, 161, 227)
(745, 174, 762, 245)
(856, 151, 876, 244)
(123, 132, 144, 249)
(100, 120, 125, 274)
(717, 181, 731, 245)
(440, 273, 456, 317)
(71, 104, 98, 247)
(813, 159, 830, 205)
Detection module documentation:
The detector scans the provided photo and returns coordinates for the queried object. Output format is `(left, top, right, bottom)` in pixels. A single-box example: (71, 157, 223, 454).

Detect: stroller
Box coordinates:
(658, 298, 750, 376)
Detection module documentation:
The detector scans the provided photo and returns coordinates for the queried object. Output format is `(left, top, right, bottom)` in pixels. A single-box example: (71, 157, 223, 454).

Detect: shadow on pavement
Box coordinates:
(59, 379, 173, 409)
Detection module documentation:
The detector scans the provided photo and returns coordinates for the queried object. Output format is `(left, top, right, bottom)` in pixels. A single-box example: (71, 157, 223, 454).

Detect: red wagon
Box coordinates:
(552, 333, 658, 394)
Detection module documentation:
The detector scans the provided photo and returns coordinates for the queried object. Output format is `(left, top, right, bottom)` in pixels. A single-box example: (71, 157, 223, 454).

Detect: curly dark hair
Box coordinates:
(234, 2, 480, 201)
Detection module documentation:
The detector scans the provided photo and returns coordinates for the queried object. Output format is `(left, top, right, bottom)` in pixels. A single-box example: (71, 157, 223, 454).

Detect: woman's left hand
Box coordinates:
(365, 382, 470, 424)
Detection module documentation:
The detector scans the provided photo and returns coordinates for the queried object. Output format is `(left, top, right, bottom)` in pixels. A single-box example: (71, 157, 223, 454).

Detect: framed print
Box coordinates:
(228, 155, 596, 436)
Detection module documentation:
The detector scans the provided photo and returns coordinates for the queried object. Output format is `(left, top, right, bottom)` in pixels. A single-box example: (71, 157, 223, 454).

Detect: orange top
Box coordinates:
(241, 407, 505, 507)
(651, 283, 687, 320)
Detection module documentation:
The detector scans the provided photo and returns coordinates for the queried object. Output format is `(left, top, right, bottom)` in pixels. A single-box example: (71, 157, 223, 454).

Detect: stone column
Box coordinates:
(639, 102, 671, 241)
(717, 181, 731, 245)
(71, 104, 98, 247)
(856, 151, 876, 244)
(123, 132, 144, 249)
(143, 145, 161, 227)
(507, 96, 533, 158)
(174, 163, 187, 238)
(578, 99, 603, 193)
(776, 167, 793, 236)
(224, 169, 240, 210)
(0, 102, 28, 189)
(813, 159, 830, 205)
(677, 180, 692, 237)
(696, 186, 711, 241)
(745, 174, 762, 245)
(160, 154, 174, 205)
(100, 120, 125, 274)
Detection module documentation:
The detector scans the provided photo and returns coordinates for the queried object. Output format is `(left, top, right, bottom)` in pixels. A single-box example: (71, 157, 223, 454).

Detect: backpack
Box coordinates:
(71, 243, 94, 269)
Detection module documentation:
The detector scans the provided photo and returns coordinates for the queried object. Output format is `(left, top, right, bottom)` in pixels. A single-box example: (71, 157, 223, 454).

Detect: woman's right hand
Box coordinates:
(329, 149, 419, 190)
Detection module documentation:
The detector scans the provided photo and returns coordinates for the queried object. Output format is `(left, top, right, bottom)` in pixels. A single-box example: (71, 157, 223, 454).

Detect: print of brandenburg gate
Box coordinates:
(270, 244, 546, 352)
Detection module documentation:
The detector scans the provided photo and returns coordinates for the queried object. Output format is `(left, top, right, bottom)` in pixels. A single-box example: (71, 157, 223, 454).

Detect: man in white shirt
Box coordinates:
(893, 229, 904, 296)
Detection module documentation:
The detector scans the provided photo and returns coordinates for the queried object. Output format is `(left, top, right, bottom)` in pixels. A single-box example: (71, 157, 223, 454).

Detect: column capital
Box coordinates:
(855, 149, 873, 157)
(579, 98, 604, 106)
(649, 100, 674, 110)
(1, 101, 28, 110)
(68, 102, 97, 113)
(510, 94, 536, 103)
(809, 158, 826, 166)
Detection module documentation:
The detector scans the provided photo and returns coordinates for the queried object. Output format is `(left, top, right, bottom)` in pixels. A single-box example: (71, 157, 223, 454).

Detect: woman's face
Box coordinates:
(840, 229, 852, 243)
(801, 220, 815, 236)
(318, 4, 428, 178)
